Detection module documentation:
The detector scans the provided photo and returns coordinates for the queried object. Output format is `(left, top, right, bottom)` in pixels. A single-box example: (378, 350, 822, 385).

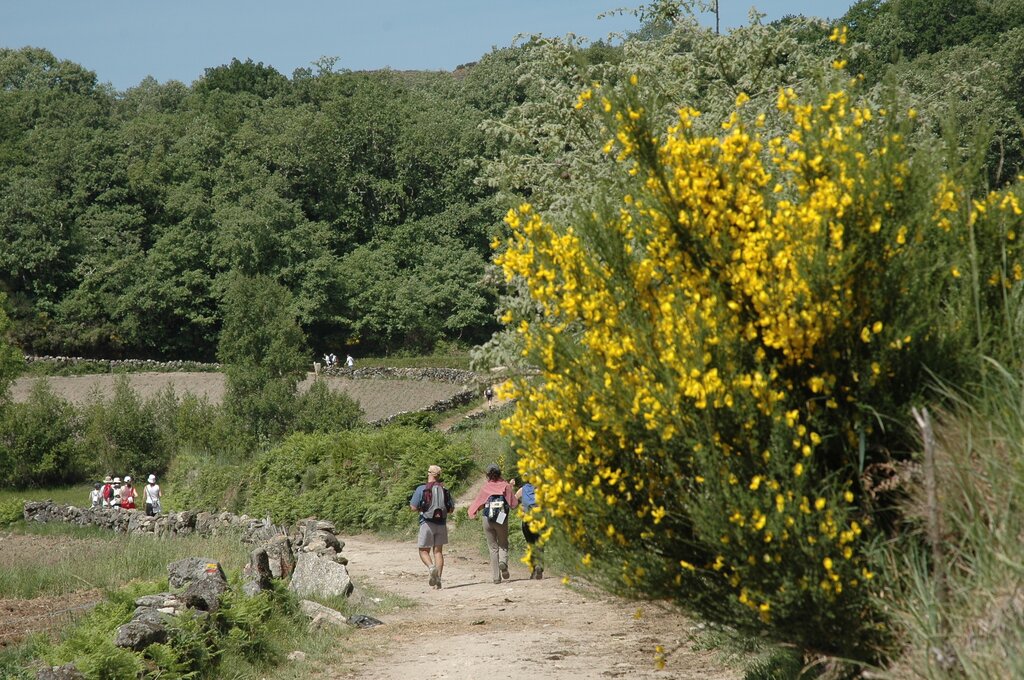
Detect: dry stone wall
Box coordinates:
(23, 355, 220, 372)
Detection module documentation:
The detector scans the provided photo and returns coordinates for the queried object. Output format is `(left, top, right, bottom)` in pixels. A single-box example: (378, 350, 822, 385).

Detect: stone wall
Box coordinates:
(318, 365, 480, 384)
(23, 500, 284, 544)
(371, 386, 477, 426)
(23, 356, 220, 373)
(24, 356, 482, 385)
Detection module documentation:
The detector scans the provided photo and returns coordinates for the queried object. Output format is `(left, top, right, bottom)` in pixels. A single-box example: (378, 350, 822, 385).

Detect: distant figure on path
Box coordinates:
(90, 483, 102, 508)
(484, 386, 494, 403)
(469, 464, 519, 584)
(345, 354, 354, 367)
(145, 474, 162, 516)
(409, 464, 454, 590)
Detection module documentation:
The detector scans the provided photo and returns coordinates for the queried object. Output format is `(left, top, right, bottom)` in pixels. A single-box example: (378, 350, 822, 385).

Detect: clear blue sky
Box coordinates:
(1, 1, 854, 91)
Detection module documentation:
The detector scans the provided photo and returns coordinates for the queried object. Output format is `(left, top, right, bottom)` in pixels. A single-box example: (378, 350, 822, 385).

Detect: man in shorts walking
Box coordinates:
(410, 464, 455, 590)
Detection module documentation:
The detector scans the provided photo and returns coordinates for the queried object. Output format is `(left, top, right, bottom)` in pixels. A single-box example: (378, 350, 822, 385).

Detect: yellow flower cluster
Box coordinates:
(494, 76, 1024, 631)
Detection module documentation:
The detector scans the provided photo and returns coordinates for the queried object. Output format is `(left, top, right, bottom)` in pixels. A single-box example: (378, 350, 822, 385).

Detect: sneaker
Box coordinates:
(428, 566, 438, 586)
(534, 567, 543, 580)
(493, 578, 502, 584)
(499, 562, 510, 580)
(434, 577, 443, 590)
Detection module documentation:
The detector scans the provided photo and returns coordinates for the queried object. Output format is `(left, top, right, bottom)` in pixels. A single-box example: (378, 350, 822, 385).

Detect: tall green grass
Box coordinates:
(0, 485, 94, 507)
(883, 360, 1024, 678)
(0, 523, 250, 599)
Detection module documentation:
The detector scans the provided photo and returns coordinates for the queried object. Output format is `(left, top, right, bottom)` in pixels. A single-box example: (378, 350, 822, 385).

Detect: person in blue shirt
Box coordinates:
(409, 464, 455, 590)
(516, 477, 543, 579)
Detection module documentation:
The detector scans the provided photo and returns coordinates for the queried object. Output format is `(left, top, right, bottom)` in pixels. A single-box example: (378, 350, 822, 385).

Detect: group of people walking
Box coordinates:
(322, 353, 355, 368)
(90, 474, 162, 516)
(410, 463, 543, 590)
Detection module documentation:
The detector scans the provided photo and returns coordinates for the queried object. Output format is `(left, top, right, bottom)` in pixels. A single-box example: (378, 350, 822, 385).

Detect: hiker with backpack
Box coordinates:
(409, 464, 455, 590)
(468, 464, 519, 584)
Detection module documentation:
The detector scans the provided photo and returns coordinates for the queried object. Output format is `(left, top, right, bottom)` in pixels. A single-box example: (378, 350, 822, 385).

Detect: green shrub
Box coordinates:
(386, 410, 436, 430)
(292, 379, 365, 434)
(0, 381, 83, 488)
(38, 579, 303, 679)
(165, 451, 250, 513)
(0, 498, 22, 526)
(493, 70, 1024, 661)
(80, 376, 170, 478)
(246, 426, 473, 530)
(150, 388, 245, 460)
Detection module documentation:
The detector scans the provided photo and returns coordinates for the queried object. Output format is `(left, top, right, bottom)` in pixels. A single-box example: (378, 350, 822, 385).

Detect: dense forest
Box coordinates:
(0, 51, 520, 359)
(3, 0, 1024, 362)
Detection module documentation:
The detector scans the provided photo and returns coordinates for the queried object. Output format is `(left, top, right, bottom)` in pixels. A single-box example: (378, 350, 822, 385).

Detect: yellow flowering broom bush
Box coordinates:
(495, 67, 1024, 659)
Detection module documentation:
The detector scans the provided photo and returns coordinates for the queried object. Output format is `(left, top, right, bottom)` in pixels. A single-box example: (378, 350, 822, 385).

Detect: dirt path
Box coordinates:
(434, 385, 508, 433)
(330, 534, 738, 680)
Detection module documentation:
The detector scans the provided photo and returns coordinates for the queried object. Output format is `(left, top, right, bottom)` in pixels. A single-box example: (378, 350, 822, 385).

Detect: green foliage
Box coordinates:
(0, 380, 83, 488)
(0, 497, 22, 526)
(1, 47, 504, 359)
(0, 293, 23, 399)
(246, 427, 473, 530)
(38, 579, 303, 679)
(218, 274, 308, 442)
(291, 379, 364, 434)
(742, 647, 806, 680)
(80, 376, 169, 478)
(46, 587, 150, 678)
(165, 451, 250, 513)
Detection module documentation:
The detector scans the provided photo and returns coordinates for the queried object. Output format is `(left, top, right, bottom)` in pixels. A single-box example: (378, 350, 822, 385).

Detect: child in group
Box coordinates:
(516, 477, 544, 579)
(120, 476, 137, 510)
(90, 483, 102, 508)
(144, 474, 162, 516)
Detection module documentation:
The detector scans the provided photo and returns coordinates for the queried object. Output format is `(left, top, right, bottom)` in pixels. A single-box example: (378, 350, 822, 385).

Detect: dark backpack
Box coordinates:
(419, 483, 450, 522)
(483, 493, 509, 524)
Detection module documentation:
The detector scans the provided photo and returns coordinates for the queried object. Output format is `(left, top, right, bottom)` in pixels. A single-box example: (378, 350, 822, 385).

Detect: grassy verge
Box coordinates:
(0, 485, 95, 507)
(0, 522, 250, 599)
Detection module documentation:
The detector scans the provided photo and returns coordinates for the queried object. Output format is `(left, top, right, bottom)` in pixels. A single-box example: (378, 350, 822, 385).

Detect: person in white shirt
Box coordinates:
(145, 474, 162, 516)
(111, 477, 123, 509)
(345, 354, 354, 367)
(90, 483, 102, 508)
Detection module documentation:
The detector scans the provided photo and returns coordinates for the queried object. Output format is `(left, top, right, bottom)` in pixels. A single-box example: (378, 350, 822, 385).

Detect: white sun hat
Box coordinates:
(148, 474, 156, 483)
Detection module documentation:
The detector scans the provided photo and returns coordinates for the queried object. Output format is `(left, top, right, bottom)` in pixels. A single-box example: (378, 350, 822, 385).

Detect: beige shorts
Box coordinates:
(417, 521, 449, 548)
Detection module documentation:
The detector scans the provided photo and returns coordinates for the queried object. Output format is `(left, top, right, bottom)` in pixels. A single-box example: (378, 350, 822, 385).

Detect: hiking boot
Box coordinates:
(534, 567, 543, 580)
(493, 578, 502, 584)
(428, 566, 438, 586)
(499, 562, 510, 580)
(434, 577, 443, 590)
